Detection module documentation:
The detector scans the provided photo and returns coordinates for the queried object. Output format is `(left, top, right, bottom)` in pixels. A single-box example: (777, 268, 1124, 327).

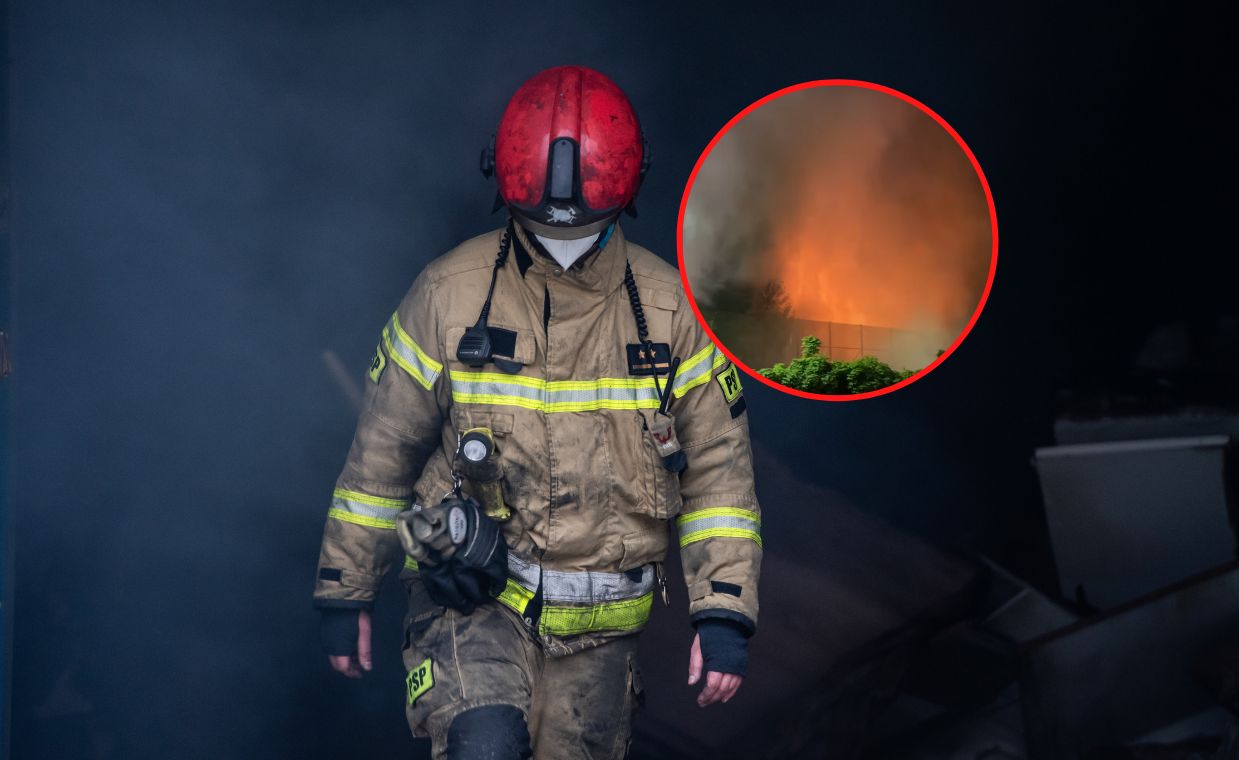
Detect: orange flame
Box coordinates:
(766, 105, 990, 333)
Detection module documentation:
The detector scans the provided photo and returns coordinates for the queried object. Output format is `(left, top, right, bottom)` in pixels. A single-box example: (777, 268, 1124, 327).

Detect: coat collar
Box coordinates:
(511, 221, 627, 293)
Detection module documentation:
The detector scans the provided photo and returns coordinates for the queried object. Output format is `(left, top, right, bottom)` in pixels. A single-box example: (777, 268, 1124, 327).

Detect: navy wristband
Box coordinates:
(320, 608, 360, 656)
(696, 618, 749, 677)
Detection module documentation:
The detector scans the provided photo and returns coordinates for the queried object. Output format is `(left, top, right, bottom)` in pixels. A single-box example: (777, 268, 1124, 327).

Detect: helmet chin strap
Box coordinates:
(535, 231, 600, 270)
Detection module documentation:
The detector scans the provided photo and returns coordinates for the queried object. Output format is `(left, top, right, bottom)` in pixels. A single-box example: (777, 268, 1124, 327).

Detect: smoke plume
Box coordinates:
(684, 86, 992, 353)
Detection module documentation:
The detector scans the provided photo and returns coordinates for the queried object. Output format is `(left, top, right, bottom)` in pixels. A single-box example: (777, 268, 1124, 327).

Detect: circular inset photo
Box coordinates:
(679, 80, 997, 400)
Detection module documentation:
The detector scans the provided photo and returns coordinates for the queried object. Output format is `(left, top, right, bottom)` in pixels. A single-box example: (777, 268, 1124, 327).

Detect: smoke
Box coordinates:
(8, 2, 680, 758)
(7, 2, 1034, 757)
(684, 86, 992, 350)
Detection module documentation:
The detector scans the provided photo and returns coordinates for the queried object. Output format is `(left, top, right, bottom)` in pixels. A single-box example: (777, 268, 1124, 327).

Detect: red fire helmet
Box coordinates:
(482, 65, 648, 239)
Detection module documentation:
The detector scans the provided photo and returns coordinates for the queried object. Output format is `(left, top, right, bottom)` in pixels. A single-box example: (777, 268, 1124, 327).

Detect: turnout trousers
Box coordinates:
(402, 600, 643, 759)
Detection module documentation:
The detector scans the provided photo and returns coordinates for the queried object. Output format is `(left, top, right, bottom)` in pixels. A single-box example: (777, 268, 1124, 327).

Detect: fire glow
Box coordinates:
(686, 85, 992, 345)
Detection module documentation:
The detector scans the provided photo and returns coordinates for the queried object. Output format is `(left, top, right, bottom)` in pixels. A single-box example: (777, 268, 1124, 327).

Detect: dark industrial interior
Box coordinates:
(2, 3, 1237, 758)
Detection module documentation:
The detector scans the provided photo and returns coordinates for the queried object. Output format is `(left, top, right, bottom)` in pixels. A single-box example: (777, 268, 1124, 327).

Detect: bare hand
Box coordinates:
(327, 608, 373, 678)
(687, 632, 743, 706)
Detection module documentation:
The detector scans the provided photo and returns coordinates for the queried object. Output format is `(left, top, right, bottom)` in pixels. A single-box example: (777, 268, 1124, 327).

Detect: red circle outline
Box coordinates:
(676, 79, 999, 401)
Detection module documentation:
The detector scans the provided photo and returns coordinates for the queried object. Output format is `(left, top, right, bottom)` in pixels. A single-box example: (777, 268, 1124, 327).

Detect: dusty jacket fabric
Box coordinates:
(313, 223, 762, 653)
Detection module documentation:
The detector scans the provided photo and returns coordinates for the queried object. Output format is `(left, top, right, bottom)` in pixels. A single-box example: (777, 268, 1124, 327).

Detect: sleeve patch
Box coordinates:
(368, 343, 387, 384)
(318, 567, 343, 582)
(715, 363, 742, 404)
(711, 580, 743, 597)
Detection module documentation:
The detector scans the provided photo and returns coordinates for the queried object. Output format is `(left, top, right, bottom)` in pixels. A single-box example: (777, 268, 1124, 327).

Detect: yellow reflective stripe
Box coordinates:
(453, 370, 547, 389)
(679, 527, 763, 548)
(452, 394, 661, 412)
(548, 378, 657, 391)
(544, 399, 659, 412)
(672, 344, 729, 398)
(449, 343, 729, 409)
(383, 312, 442, 390)
(450, 371, 662, 392)
(331, 489, 408, 526)
(538, 592, 653, 636)
(677, 343, 717, 376)
(496, 559, 654, 635)
(327, 507, 397, 530)
(678, 507, 762, 547)
(332, 488, 408, 510)
(390, 313, 443, 375)
(452, 392, 545, 411)
(403, 556, 419, 571)
(450, 371, 662, 412)
(676, 507, 760, 527)
(496, 579, 536, 614)
(383, 328, 434, 390)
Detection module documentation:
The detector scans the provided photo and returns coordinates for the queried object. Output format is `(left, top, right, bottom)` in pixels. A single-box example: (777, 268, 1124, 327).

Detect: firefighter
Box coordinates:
(314, 65, 762, 759)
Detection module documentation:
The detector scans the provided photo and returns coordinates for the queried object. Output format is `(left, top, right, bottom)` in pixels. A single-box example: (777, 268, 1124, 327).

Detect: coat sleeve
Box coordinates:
(667, 290, 762, 634)
(312, 271, 450, 609)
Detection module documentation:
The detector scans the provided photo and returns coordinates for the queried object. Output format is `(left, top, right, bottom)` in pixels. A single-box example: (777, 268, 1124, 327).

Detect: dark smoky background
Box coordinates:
(4, 1, 1236, 758)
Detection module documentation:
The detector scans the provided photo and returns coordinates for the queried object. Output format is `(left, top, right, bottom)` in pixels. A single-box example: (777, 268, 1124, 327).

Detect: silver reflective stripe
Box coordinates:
(450, 372, 662, 411)
(677, 507, 762, 548)
(681, 514, 759, 533)
(383, 313, 442, 389)
(452, 376, 544, 403)
(542, 565, 654, 603)
(328, 488, 409, 529)
(507, 553, 542, 590)
(544, 386, 660, 406)
(671, 343, 728, 398)
(506, 554, 654, 603)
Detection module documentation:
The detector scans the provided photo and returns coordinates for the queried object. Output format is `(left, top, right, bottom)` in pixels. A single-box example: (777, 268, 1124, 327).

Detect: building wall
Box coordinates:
(703, 310, 945, 372)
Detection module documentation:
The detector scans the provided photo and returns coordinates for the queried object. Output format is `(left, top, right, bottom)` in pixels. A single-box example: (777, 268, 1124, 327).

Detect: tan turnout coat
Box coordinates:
(313, 224, 762, 655)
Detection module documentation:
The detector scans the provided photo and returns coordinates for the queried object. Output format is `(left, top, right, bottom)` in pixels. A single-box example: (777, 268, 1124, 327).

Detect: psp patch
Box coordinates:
(406, 657, 434, 705)
(626, 343, 672, 376)
(715, 363, 743, 404)
(368, 343, 387, 384)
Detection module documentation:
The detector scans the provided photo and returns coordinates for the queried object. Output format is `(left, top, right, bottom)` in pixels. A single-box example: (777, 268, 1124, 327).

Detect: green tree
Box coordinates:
(842, 356, 904, 394)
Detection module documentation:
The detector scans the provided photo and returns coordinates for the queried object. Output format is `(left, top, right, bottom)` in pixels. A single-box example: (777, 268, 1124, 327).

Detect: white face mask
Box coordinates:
(535, 232, 601, 270)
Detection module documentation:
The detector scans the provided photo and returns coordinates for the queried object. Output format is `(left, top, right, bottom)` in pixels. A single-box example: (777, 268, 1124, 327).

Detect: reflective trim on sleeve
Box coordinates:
(671, 343, 729, 398)
(328, 488, 409, 530)
(450, 371, 661, 412)
(403, 556, 419, 571)
(327, 508, 398, 530)
(677, 507, 762, 548)
(382, 312, 442, 390)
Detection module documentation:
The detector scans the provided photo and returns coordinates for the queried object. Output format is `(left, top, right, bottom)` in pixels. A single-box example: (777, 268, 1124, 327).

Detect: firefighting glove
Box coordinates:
(418, 561, 501, 615)
(403, 497, 507, 614)
(319, 608, 360, 656)
(695, 618, 750, 677)
(419, 555, 507, 614)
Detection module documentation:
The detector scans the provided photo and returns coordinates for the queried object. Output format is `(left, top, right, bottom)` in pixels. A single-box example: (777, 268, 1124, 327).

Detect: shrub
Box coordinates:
(759, 336, 918, 394)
